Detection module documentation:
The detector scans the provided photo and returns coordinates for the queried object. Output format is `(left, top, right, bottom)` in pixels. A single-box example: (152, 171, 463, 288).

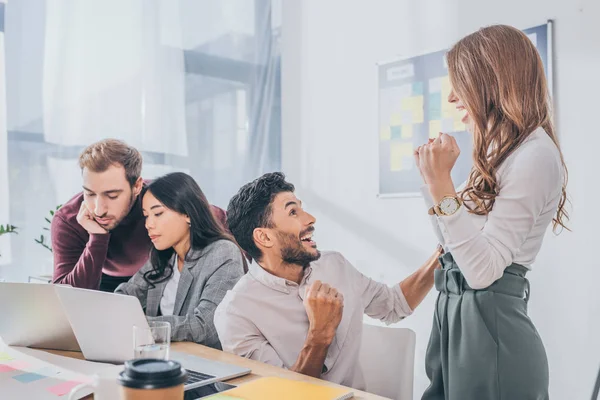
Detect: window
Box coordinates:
(0, 0, 281, 281)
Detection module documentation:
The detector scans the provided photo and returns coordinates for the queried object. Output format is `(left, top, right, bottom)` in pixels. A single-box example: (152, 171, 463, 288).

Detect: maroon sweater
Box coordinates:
(51, 189, 228, 290)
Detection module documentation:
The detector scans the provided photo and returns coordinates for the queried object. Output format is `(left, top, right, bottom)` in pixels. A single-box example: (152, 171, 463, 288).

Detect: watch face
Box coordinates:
(440, 197, 459, 215)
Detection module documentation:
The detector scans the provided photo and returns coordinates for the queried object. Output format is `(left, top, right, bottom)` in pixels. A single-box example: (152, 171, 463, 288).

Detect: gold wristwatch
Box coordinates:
(428, 195, 462, 216)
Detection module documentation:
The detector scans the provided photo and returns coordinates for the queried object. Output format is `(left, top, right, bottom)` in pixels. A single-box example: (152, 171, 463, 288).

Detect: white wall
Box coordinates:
(281, 0, 600, 398)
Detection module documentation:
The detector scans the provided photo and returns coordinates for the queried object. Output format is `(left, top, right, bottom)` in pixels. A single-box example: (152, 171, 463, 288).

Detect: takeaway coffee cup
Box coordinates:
(118, 359, 187, 400)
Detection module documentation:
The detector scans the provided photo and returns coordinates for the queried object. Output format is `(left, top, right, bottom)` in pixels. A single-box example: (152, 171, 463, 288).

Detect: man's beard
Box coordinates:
(277, 230, 321, 269)
(99, 191, 137, 231)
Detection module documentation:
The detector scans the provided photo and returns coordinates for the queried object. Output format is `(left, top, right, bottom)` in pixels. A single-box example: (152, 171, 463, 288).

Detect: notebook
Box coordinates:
(204, 376, 354, 400)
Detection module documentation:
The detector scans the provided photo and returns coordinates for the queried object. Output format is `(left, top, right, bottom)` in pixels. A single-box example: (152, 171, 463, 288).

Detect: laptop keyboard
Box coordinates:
(185, 370, 215, 385)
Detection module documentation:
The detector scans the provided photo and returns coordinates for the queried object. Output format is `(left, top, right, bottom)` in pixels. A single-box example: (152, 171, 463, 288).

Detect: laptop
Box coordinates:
(0, 282, 80, 352)
(53, 285, 251, 390)
(0, 283, 250, 391)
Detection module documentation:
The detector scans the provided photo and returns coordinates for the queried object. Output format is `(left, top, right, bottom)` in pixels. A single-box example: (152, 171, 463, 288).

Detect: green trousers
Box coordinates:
(422, 252, 549, 400)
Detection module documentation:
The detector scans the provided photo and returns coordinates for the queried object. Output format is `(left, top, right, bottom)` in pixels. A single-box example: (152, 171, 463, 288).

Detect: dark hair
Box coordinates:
(78, 139, 142, 186)
(143, 172, 244, 286)
(227, 172, 295, 262)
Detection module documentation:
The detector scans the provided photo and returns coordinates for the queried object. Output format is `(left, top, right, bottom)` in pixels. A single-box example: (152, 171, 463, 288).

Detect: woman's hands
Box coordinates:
(414, 133, 460, 204)
(414, 133, 460, 185)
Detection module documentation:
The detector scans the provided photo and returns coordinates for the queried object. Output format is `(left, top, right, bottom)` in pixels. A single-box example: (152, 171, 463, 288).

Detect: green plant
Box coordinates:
(35, 205, 62, 252)
(0, 224, 18, 257)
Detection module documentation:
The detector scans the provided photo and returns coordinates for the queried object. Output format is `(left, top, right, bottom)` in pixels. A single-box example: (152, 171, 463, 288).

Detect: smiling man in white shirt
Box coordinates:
(214, 172, 442, 390)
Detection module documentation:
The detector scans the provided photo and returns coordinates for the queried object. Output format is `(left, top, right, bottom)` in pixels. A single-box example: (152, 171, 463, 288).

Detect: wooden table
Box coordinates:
(47, 342, 389, 399)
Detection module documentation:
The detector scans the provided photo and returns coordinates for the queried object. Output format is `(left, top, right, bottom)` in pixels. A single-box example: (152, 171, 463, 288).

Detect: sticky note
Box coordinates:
(453, 119, 466, 131)
(390, 143, 413, 171)
(390, 125, 402, 140)
(429, 92, 442, 120)
(401, 124, 413, 139)
(390, 112, 402, 126)
(413, 109, 424, 124)
(380, 127, 391, 140)
(5, 360, 31, 370)
(0, 365, 16, 372)
(401, 95, 424, 112)
(452, 105, 466, 119)
(412, 82, 424, 96)
(442, 104, 453, 119)
(0, 352, 13, 362)
(13, 372, 47, 383)
(429, 120, 442, 139)
(441, 76, 452, 98)
(411, 95, 424, 110)
(46, 380, 83, 396)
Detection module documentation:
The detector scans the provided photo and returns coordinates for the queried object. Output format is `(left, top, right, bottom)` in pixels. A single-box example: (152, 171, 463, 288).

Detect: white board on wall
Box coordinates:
(377, 22, 553, 197)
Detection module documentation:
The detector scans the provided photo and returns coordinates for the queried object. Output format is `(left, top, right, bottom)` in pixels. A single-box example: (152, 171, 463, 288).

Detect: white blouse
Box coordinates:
(421, 127, 564, 289)
(159, 260, 181, 316)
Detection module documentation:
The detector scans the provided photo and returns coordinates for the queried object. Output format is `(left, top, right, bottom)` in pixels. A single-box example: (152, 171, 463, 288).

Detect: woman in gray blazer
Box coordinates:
(116, 172, 245, 349)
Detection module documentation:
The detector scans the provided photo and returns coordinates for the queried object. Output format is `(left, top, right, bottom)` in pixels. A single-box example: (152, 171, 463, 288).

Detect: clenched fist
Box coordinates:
(304, 280, 344, 346)
(414, 133, 460, 184)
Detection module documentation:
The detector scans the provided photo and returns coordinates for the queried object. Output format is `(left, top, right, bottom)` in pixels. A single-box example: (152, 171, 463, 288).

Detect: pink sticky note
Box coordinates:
(0, 364, 16, 372)
(46, 380, 82, 397)
(5, 360, 31, 370)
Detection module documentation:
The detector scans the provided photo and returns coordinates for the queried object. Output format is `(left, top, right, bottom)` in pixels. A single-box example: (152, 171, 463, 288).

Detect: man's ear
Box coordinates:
(133, 177, 144, 197)
(253, 227, 275, 251)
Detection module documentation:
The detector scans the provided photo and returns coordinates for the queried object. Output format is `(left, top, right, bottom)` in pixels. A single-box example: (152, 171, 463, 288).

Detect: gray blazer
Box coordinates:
(115, 239, 244, 349)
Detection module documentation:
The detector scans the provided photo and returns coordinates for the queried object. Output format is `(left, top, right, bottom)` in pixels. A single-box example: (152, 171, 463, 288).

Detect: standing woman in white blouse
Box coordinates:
(415, 25, 569, 400)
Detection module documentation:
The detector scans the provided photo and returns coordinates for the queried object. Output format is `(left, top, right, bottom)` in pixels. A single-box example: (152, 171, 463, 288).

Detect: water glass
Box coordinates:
(133, 321, 171, 360)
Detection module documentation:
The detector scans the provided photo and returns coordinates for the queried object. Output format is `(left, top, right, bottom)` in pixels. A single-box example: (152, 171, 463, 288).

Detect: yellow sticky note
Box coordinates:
(401, 97, 411, 110)
(390, 143, 413, 171)
(411, 95, 424, 110)
(413, 109, 424, 123)
(450, 106, 466, 124)
(453, 119, 465, 131)
(442, 101, 454, 119)
(401, 124, 413, 139)
(380, 126, 391, 140)
(429, 120, 442, 138)
(441, 76, 452, 98)
(390, 113, 402, 126)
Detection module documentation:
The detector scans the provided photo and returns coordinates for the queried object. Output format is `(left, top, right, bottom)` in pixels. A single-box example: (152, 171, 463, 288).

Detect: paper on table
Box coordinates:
(0, 341, 122, 400)
(15, 346, 122, 376)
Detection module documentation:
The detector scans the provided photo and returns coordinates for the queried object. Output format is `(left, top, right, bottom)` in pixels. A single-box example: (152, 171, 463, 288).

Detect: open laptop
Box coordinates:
(53, 285, 251, 390)
(0, 282, 80, 352)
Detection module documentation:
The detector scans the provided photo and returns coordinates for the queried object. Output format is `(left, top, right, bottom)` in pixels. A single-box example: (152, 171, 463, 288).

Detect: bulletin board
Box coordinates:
(377, 22, 553, 197)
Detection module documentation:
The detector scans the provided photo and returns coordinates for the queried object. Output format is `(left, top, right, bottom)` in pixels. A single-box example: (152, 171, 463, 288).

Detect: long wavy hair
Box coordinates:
(447, 24, 569, 232)
(142, 172, 246, 286)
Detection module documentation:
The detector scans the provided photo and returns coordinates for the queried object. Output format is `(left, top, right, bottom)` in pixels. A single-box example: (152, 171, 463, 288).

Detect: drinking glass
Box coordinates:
(133, 321, 171, 360)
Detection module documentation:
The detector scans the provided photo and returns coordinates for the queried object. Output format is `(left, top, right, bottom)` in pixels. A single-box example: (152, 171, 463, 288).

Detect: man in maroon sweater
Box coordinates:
(51, 139, 227, 292)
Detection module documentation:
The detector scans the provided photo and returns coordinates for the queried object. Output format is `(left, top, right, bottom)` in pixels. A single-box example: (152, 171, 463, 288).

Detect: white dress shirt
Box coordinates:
(421, 127, 564, 289)
(214, 251, 413, 390)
